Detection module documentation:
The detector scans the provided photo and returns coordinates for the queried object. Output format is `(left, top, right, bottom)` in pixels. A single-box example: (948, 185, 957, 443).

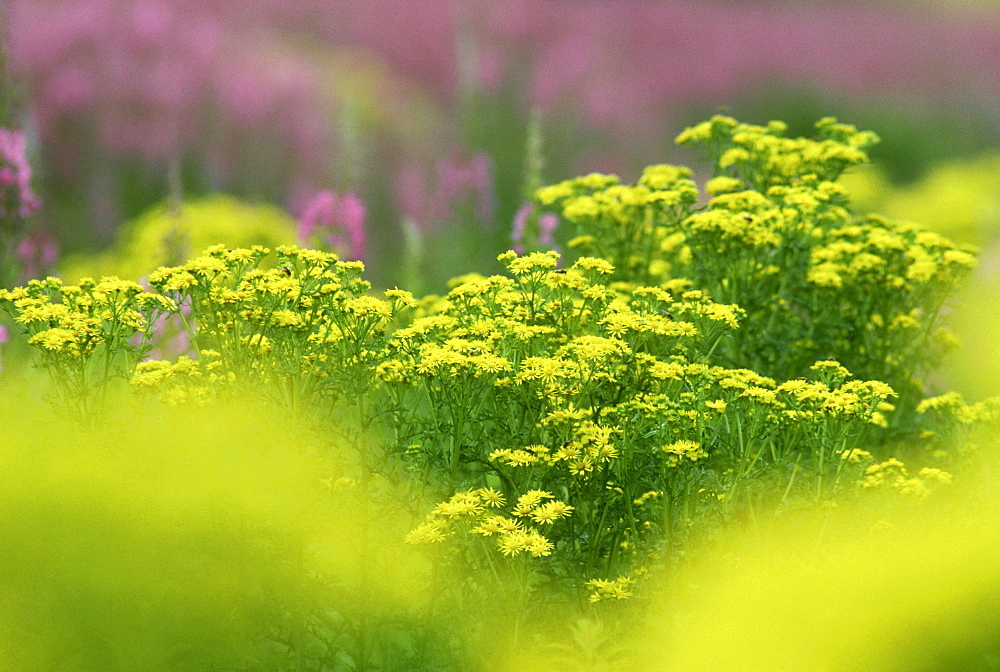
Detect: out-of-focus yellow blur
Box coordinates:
(640, 472, 999, 671)
(951, 276, 1000, 401)
(0, 395, 428, 671)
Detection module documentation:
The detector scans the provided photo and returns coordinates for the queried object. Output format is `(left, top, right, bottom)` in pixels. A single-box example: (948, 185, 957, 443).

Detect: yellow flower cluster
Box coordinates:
(406, 487, 570, 559)
(807, 215, 976, 292)
(487, 421, 621, 477)
(661, 439, 707, 467)
(860, 458, 953, 499)
(5, 113, 992, 633)
(565, 116, 976, 402)
(137, 244, 408, 403)
(535, 165, 699, 282)
(1, 276, 174, 360)
(131, 350, 236, 406)
(585, 576, 636, 602)
(676, 115, 878, 189)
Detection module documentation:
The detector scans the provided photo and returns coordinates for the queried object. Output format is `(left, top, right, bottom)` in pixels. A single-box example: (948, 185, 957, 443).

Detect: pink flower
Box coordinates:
(511, 202, 558, 254)
(16, 229, 59, 280)
(298, 190, 367, 261)
(0, 129, 41, 219)
(395, 149, 495, 231)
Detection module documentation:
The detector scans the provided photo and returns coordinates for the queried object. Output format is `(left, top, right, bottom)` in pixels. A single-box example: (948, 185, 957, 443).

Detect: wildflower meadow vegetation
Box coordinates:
(2, 2, 1000, 671)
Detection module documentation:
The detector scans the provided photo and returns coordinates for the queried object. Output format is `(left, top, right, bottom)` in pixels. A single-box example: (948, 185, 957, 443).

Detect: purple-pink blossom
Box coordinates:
(395, 150, 495, 231)
(11, 1, 1000, 166)
(0, 129, 41, 220)
(8, 0, 1000, 276)
(16, 229, 59, 280)
(0, 324, 7, 371)
(511, 203, 558, 254)
(298, 191, 367, 261)
(7, 0, 331, 169)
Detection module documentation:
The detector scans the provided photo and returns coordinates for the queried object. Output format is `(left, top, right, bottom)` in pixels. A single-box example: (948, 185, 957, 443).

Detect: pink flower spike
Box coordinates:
(538, 213, 558, 246)
(511, 202, 531, 244)
(0, 324, 7, 372)
(338, 193, 367, 261)
(16, 229, 59, 280)
(0, 128, 41, 220)
(297, 190, 367, 261)
(297, 190, 339, 243)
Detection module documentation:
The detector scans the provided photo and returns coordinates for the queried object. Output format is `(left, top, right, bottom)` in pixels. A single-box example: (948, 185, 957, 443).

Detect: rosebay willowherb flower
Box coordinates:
(15, 228, 58, 281)
(510, 202, 558, 254)
(7, 0, 331, 169)
(0, 128, 39, 221)
(395, 149, 495, 232)
(297, 190, 367, 261)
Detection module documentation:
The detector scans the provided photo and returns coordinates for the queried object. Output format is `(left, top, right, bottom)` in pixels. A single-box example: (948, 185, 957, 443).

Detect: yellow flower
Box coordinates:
(164, 271, 198, 291)
(405, 519, 449, 544)
(270, 310, 302, 328)
(585, 576, 636, 602)
(343, 296, 391, 318)
(476, 488, 506, 508)
(573, 257, 615, 275)
(705, 176, 744, 195)
(807, 262, 844, 288)
(433, 491, 483, 518)
(563, 195, 602, 220)
(530, 500, 574, 524)
(739, 386, 778, 405)
(383, 288, 418, 307)
(524, 529, 554, 557)
(662, 440, 707, 467)
(497, 530, 530, 557)
(516, 490, 553, 510)
(28, 328, 77, 352)
(471, 515, 508, 536)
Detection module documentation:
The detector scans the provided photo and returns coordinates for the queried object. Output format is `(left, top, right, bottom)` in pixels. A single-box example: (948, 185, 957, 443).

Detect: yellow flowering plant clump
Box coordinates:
(3, 244, 416, 417)
(538, 116, 977, 412)
(378, 250, 744, 486)
(390, 249, 902, 602)
(0, 275, 176, 418)
(535, 166, 699, 285)
(142, 244, 414, 409)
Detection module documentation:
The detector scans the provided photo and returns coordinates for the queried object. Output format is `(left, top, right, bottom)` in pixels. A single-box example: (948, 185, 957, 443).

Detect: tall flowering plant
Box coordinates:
(538, 116, 976, 414)
(0, 129, 38, 221)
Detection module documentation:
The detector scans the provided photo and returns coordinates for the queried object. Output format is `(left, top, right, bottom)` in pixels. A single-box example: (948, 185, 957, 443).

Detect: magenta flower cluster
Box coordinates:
(510, 204, 557, 255)
(15, 0, 1000, 172)
(317, 0, 1000, 136)
(298, 191, 367, 262)
(0, 129, 40, 221)
(7, 0, 1000, 276)
(473, 1, 1000, 133)
(395, 150, 494, 231)
(7, 0, 329, 166)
